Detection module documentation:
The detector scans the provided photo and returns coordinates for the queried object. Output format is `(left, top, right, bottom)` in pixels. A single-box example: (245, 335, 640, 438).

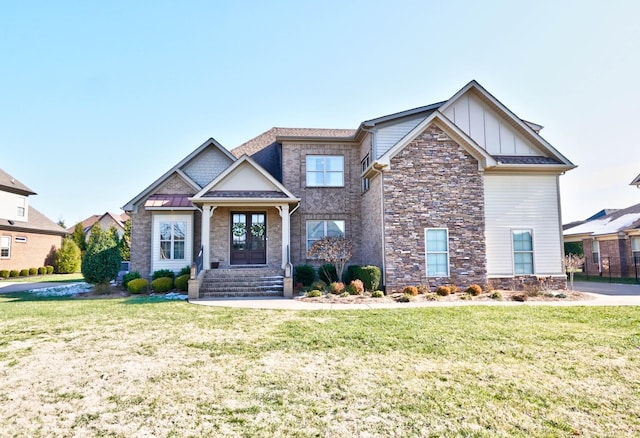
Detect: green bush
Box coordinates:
(311, 280, 326, 291)
(489, 291, 503, 300)
(19, 269, 29, 277)
(0, 270, 9, 279)
(318, 263, 338, 284)
(82, 230, 121, 285)
(339, 291, 350, 298)
(152, 269, 175, 281)
(294, 264, 315, 286)
(329, 282, 345, 294)
(45, 265, 54, 274)
(371, 290, 384, 298)
(343, 265, 362, 284)
(37, 267, 46, 275)
(178, 266, 191, 277)
(152, 277, 173, 293)
(466, 284, 483, 296)
(175, 274, 189, 292)
(356, 265, 381, 291)
(28, 267, 37, 276)
(425, 292, 440, 301)
(306, 289, 322, 298)
(122, 271, 141, 288)
(9, 270, 19, 278)
(54, 238, 81, 274)
(436, 285, 451, 296)
(397, 293, 414, 303)
(127, 278, 149, 294)
(403, 285, 419, 296)
(346, 279, 364, 295)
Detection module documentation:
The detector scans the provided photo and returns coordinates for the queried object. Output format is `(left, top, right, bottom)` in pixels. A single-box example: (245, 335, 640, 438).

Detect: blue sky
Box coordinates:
(1, 0, 639, 225)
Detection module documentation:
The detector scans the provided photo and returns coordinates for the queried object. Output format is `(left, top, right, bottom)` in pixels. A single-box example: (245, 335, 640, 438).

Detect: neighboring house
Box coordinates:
(631, 173, 640, 187)
(68, 212, 129, 241)
(0, 168, 67, 271)
(123, 80, 575, 297)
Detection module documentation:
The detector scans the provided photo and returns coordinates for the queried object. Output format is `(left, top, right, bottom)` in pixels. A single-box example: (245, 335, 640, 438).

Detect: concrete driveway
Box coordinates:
(572, 281, 640, 296)
(0, 282, 69, 294)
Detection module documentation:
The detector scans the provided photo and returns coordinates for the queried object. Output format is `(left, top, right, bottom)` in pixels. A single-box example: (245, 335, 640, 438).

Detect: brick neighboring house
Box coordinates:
(68, 212, 129, 241)
(0, 169, 67, 271)
(123, 80, 575, 297)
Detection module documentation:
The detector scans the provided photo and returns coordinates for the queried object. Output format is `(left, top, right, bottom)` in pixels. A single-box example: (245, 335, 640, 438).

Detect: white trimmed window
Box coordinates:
(592, 239, 600, 266)
(17, 197, 25, 217)
(632, 237, 640, 263)
(1, 236, 10, 258)
(306, 156, 344, 187)
(513, 230, 534, 274)
(425, 228, 449, 277)
(160, 221, 186, 260)
(306, 220, 345, 251)
(361, 154, 370, 193)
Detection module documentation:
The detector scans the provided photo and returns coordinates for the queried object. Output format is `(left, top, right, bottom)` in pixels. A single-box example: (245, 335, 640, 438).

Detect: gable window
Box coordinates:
(306, 220, 345, 251)
(306, 156, 344, 187)
(591, 240, 600, 266)
(1, 236, 10, 258)
(361, 154, 370, 193)
(632, 237, 640, 263)
(17, 197, 25, 217)
(159, 221, 186, 260)
(425, 228, 449, 277)
(513, 230, 534, 274)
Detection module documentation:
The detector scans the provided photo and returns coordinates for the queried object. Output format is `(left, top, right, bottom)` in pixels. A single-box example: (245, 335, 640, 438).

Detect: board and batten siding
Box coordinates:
(442, 93, 542, 156)
(151, 212, 194, 273)
(374, 115, 425, 159)
(484, 174, 563, 276)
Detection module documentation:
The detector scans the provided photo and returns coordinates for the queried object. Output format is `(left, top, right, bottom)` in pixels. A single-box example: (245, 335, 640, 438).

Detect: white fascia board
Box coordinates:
(188, 198, 300, 207)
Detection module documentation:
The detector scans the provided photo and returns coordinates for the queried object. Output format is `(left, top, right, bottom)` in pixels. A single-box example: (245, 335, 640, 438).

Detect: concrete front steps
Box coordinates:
(199, 267, 285, 298)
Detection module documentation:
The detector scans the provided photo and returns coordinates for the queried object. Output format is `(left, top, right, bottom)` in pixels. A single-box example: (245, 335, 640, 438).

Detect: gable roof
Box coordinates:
(0, 168, 36, 196)
(123, 138, 235, 211)
(563, 202, 640, 237)
(68, 212, 129, 233)
(631, 172, 640, 187)
(191, 155, 299, 204)
(0, 206, 67, 236)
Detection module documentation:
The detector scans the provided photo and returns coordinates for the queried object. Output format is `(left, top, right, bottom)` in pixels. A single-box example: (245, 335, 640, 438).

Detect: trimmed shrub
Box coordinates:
(397, 293, 413, 303)
(37, 267, 46, 275)
(348, 279, 364, 295)
(329, 282, 345, 294)
(417, 284, 430, 294)
(403, 286, 419, 296)
(151, 277, 173, 293)
(19, 269, 29, 277)
(54, 239, 81, 274)
(343, 265, 362, 284)
(306, 289, 322, 298)
(152, 269, 175, 281)
(436, 285, 451, 296)
(28, 267, 38, 276)
(45, 265, 54, 274)
(371, 290, 384, 298)
(94, 283, 112, 295)
(122, 271, 141, 288)
(294, 264, 315, 286)
(466, 284, 483, 296)
(175, 274, 189, 292)
(512, 294, 527, 302)
(0, 270, 9, 279)
(339, 291, 350, 298)
(425, 292, 440, 301)
(449, 284, 460, 294)
(10, 270, 19, 278)
(178, 266, 191, 277)
(311, 280, 326, 291)
(356, 265, 381, 292)
(318, 263, 338, 284)
(489, 291, 503, 300)
(127, 278, 149, 294)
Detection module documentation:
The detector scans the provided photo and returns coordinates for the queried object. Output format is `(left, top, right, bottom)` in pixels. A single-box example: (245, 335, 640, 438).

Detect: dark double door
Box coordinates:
(230, 212, 266, 265)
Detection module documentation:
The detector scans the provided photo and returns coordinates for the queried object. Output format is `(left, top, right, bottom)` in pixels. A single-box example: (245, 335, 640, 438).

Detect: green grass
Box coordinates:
(0, 272, 84, 284)
(1, 295, 639, 437)
(573, 272, 640, 285)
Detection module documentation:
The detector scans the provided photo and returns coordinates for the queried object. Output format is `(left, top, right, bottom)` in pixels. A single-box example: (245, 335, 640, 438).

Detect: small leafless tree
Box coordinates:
(565, 253, 585, 291)
(307, 237, 353, 282)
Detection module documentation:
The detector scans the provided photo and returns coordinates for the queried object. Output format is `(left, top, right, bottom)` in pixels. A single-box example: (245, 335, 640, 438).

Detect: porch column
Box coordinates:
(202, 205, 211, 269)
(278, 204, 290, 271)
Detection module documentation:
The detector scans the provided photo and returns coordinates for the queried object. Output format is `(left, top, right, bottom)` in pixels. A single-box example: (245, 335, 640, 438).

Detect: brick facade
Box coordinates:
(382, 125, 487, 292)
(583, 237, 640, 279)
(0, 231, 62, 271)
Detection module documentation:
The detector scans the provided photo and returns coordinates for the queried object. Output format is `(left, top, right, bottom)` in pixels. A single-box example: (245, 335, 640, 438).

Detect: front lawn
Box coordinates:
(0, 295, 639, 436)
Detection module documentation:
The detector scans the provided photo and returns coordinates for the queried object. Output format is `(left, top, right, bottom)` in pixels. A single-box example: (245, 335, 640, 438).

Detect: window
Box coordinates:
(306, 220, 345, 251)
(425, 228, 449, 277)
(15, 236, 27, 243)
(592, 239, 600, 265)
(513, 230, 534, 274)
(361, 154, 370, 193)
(159, 221, 186, 260)
(1, 236, 10, 258)
(632, 237, 640, 263)
(306, 156, 344, 187)
(17, 197, 25, 217)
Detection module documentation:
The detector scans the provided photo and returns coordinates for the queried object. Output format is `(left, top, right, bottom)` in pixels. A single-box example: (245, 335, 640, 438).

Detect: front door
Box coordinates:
(230, 212, 267, 265)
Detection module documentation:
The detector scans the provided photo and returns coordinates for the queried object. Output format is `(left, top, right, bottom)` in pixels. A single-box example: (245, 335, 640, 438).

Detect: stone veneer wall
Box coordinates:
(283, 142, 362, 266)
(382, 125, 487, 293)
(129, 174, 196, 278)
(360, 171, 384, 274)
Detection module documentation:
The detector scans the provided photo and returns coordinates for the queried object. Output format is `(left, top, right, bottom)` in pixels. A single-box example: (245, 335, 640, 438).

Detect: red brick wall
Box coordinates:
(0, 231, 62, 271)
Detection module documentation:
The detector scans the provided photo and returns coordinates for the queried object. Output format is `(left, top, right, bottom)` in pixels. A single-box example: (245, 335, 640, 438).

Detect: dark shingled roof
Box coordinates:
(495, 155, 564, 165)
(0, 206, 67, 235)
(144, 194, 194, 208)
(204, 191, 289, 199)
(0, 168, 36, 195)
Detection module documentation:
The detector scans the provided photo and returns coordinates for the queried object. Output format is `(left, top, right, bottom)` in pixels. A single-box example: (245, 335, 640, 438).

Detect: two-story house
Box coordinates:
(0, 169, 67, 271)
(123, 81, 575, 297)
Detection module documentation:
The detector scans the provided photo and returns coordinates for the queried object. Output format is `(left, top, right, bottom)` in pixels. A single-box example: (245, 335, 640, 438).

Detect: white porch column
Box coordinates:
(201, 205, 211, 270)
(278, 204, 290, 271)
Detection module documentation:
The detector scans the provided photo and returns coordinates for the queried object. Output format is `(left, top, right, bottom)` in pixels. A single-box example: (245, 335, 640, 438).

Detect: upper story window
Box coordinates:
(306, 155, 344, 187)
(361, 154, 370, 193)
(425, 228, 449, 277)
(17, 197, 25, 217)
(1, 236, 10, 258)
(513, 229, 534, 274)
